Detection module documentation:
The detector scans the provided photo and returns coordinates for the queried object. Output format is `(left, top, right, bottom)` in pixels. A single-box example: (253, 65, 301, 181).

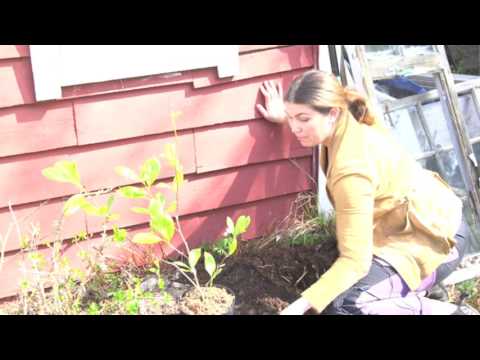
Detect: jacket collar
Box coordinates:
(321, 110, 350, 179)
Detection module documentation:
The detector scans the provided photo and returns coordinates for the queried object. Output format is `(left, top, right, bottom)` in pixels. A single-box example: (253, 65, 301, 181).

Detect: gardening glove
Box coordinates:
(279, 297, 312, 315)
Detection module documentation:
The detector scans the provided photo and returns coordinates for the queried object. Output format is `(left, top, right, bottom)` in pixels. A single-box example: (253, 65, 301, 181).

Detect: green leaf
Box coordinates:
(126, 301, 139, 315)
(97, 205, 109, 217)
(148, 197, 173, 241)
(63, 194, 88, 216)
(87, 302, 100, 315)
(107, 213, 120, 222)
(226, 216, 235, 235)
(166, 201, 177, 213)
(204, 251, 216, 278)
(113, 226, 127, 244)
(131, 207, 150, 215)
(234, 215, 251, 235)
(149, 198, 165, 218)
(150, 212, 175, 243)
(172, 169, 184, 192)
(210, 268, 223, 283)
(157, 278, 165, 290)
(113, 290, 126, 302)
(117, 186, 147, 199)
(106, 195, 115, 212)
(132, 232, 162, 245)
(42, 160, 83, 190)
(80, 202, 102, 217)
(227, 237, 238, 257)
(172, 261, 191, 272)
(154, 192, 166, 203)
(188, 248, 202, 270)
(115, 166, 140, 182)
(140, 157, 161, 188)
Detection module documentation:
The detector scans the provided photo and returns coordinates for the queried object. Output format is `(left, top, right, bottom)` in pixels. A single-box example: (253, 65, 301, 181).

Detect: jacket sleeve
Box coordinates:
(302, 172, 375, 313)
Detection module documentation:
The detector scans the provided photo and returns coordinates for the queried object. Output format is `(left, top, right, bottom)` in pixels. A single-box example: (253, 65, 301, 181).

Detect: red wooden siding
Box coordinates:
(0, 157, 312, 253)
(0, 45, 318, 299)
(0, 45, 29, 60)
(194, 119, 311, 173)
(239, 45, 286, 53)
(0, 57, 35, 108)
(0, 102, 77, 157)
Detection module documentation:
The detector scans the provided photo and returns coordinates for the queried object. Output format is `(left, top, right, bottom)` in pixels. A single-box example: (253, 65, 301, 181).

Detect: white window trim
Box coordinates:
(30, 45, 240, 102)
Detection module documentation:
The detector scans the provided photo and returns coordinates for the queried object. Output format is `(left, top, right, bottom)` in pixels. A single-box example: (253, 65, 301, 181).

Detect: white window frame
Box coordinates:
(30, 45, 240, 102)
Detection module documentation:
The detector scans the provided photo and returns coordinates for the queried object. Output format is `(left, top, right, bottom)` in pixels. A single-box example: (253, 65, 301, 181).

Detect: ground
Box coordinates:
(213, 236, 338, 314)
(1, 235, 480, 315)
(1, 189, 479, 315)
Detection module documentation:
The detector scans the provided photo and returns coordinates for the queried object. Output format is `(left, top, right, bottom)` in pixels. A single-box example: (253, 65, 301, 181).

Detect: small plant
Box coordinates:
(456, 278, 478, 299)
(166, 215, 250, 289)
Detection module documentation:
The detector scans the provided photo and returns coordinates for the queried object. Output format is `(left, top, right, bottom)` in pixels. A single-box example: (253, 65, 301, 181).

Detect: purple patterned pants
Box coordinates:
(323, 220, 470, 315)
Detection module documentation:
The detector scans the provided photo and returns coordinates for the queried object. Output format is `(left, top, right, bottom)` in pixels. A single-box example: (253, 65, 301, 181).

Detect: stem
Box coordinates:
(191, 269, 201, 290)
(174, 215, 191, 257)
(161, 259, 199, 289)
(171, 115, 191, 256)
(32, 263, 49, 314)
(8, 201, 22, 248)
(163, 239, 187, 259)
(0, 224, 12, 273)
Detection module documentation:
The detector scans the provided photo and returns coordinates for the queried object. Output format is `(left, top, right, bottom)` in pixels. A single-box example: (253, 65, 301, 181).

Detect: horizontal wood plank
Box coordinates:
(0, 102, 76, 157)
(0, 58, 35, 109)
(194, 119, 312, 173)
(0, 45, 29, 60)
(1, 157, 313, 252)
(0, 131, 196, 208)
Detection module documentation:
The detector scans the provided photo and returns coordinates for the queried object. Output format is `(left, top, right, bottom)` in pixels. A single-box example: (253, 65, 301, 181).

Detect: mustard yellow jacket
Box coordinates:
(302, 111, 463, 313)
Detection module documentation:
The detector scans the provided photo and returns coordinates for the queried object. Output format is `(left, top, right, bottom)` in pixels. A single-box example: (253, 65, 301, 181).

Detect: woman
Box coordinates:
(257, 70, 477, 315)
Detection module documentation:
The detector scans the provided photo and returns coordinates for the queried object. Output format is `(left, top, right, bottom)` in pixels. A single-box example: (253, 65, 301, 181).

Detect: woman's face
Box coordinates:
(284, 102, 338, 147)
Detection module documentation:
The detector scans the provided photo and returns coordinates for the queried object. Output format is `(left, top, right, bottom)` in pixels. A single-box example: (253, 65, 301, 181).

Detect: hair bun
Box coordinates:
(344, 88, 374, 125)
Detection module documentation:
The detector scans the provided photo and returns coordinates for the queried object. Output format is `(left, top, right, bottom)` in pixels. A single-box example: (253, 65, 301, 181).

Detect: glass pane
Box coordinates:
(421, 100, 453, 148)
(402, 45, 434, 56)
(365, 45, 434, 58)
(365, 45, 400, 55)
(460, 92, 480, 139)
(419, 151, 465, 193)
(384, 106, 431, 157)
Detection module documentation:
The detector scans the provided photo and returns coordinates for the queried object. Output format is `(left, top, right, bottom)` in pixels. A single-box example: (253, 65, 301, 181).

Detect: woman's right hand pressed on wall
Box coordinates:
(257, 81, 288, 124)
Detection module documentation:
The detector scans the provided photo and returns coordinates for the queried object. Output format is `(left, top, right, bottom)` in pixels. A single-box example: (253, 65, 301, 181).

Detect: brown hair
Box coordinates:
(285, 70, 377, 126)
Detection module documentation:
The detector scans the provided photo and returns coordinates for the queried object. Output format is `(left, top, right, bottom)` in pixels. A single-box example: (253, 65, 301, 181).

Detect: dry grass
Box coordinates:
(252, 191, 336, 252)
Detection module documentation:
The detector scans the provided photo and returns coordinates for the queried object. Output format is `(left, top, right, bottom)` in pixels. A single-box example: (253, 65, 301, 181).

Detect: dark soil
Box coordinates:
(212, 237, 339, 315)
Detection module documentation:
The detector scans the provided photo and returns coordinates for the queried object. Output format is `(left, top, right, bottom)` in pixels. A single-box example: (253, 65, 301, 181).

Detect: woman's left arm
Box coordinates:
(300, 173, 376, 314)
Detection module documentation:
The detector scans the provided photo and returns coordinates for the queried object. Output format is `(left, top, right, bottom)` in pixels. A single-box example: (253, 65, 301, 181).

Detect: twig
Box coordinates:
(0, 225, 12, 273)
(288, 159, 317, 186)
(161, 259, 198, 289)
(295, 267, 308, 287)
(163, 240, 187, 260)
(8, 201, 22, 247)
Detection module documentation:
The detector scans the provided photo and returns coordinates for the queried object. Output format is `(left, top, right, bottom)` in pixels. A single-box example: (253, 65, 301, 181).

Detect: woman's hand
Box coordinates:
(279, 297, 313, 315)
(257, 80, 288, 124)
